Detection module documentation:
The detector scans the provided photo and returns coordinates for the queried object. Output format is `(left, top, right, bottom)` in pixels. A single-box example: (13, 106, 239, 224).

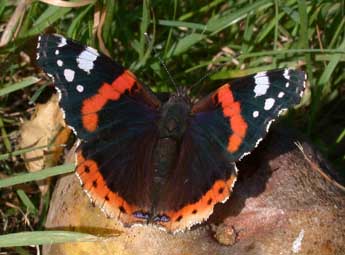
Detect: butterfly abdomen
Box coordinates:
(151, 96, 191, 212)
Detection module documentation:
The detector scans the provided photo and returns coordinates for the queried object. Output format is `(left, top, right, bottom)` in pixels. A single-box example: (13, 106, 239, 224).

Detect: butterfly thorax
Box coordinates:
(158, 94, 191, 139)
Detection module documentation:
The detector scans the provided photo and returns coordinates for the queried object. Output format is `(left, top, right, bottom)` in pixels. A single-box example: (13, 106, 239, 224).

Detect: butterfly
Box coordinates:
(36, 34, 306, 233)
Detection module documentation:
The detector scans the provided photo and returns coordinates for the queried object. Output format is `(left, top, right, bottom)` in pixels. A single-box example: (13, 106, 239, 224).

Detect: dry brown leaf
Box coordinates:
(96, 8, 111, 57)
(19, 94, 71, 192)
(0, 0, 28, 47)
(38, 0, 94, 8)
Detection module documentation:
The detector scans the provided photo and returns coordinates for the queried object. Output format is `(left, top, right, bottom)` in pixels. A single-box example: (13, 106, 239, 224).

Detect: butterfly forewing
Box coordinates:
(37, 34, 161, 226)
(192, 69, 306, 161)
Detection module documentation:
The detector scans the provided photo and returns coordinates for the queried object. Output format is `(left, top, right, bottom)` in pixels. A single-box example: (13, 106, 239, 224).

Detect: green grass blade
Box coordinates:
(16, 189, 38, 215)
(139, 0, 150, 58)
(211, 64, 276, 80)
(67, 5, 93, 38)
(0, 231, 98, 247)
(336, 129, 345, 144)
(179, 0, 226, 21)
(240, 10, 254, 61)
(167, 33, 206, 57)
(157, 19, 206, 31)
(0, 117, 11, 152)
(238, 48, 345, 60)
(319, 37, 345, 88)
(163, 0, 178, 57)
(0, 145, 48, 161)
(0, 77, 39, 97)
(0, 164, 75, 188)
(329, 18, 345, 48)
(0, 0, 8, 17)
(25, 6, 72, 37)
(102, 0, 117, 45)
(297, 0, 313, 78)
(29, 84, 48, 104)
(256, 12, 284, 43)
(207, 0, 273, 34)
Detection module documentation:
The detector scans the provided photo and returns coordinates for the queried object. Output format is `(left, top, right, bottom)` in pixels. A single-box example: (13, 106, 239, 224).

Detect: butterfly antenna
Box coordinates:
(144, 32, 180, 95)
(189, 63, 226, 92)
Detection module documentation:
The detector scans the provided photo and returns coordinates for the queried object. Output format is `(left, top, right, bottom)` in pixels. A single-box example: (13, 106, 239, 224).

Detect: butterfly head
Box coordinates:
(158, 93, 191, 140)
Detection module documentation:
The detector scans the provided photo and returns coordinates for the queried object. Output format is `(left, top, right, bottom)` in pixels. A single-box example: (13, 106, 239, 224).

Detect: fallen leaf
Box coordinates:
(19, 93, 71, 193)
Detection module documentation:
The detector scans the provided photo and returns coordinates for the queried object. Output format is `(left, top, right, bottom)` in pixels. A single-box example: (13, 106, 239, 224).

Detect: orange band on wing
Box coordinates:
(214, 84, 248, 153)
(81, 70, 137, 132)
(76, 152, 138, 217)
(111, 70, 137, 94)
(158, 174, 237, 232)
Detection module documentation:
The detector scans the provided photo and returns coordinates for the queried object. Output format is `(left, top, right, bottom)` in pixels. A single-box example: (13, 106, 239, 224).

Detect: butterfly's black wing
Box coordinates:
(154, 69, 305, 232)
(37, 34, 161, 226)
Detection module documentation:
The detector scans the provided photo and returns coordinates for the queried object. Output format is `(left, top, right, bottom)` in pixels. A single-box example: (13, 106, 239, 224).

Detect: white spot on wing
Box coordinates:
(36, 53, 40, 60)
(253, 111, 259, 118)
(77, 47, 99, 74)
(57, 60, 63, 66)
(292, 229, 304, 253)
(253, 72, 269, 97)
(86, 46, 99, 56)
(254, 84, 269, 97)
(64, 69, 75, 82)
(284, 68, 290, 80)
(76, 84, 84, 93)
(278, 92, 285, 98)
(264, 98, 275, 110)
(255, 71, 267, 77)
(37, 42, 40, 49)
(285, 82, 289, 88)
(58, 37, 67, 47)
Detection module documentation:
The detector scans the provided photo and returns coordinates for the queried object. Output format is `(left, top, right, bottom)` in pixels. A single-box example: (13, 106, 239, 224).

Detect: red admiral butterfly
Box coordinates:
(36, 34, 306, 233)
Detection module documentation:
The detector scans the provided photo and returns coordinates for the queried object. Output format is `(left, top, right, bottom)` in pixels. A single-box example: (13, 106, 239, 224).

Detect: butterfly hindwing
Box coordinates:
(154, 127, 238, 232)
(75, 125, 159, 225)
